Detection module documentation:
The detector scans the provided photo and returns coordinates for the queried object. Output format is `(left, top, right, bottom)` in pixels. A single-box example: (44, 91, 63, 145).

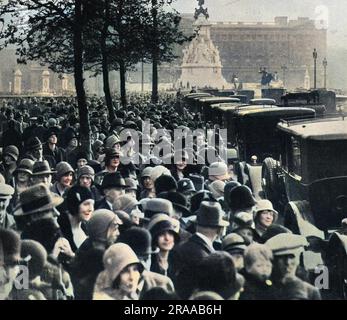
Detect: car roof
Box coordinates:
(249, 98, 277, 105)
(277, 117, 347, 140)
(197, 97, 238, 103)
(235, 106, 315, 117)
(185, 93, 211, 99)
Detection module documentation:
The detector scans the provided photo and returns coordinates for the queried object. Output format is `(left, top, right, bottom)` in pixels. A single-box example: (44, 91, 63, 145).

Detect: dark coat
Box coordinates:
(69, 238, 106, 300)
(95, 197, 113, 211)
(57, 211, 88, 253)
(2, 127, 22, 151)
(43, 143, 66, 168)
(272, 276, 321, 300)
(171, 233, 214, 299)
(240, 273, 276, 300)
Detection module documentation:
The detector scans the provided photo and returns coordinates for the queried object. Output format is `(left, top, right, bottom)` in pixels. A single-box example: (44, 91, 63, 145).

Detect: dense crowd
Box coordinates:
(0, 93, 331, 300)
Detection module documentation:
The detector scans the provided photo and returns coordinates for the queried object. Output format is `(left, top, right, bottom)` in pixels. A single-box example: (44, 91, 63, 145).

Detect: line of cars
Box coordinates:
(183, 88, 347, 298)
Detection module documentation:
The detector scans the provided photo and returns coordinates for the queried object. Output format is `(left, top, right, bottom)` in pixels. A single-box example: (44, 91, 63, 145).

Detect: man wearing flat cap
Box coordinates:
(266, 233, 321, 300)
(171, 201, 229, 299)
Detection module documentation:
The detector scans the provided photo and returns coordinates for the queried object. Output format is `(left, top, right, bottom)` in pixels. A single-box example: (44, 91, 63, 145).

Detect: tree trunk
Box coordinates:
(74, 0, 91, 159)
(101, 47, 115, 122)
(101, 0, 115, 122)
(151, 0, 159, 104)
(119, 59, 127, 107)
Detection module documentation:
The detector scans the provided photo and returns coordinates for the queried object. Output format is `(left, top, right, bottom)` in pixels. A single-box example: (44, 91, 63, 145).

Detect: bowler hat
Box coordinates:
(228, 185, 257, 212)
(190, 190, 216, 214)
(196, 201, 229, 228)
(155, 175, 177, 195)
(101, 172, 127, 190)
(13, 159, 35, 176)
(13, 183, 64, 217)
(32, 160, 56, 176)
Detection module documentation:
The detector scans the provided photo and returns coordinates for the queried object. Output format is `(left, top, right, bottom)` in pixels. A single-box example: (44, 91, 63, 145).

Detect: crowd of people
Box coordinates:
(0, 93, 333, 300)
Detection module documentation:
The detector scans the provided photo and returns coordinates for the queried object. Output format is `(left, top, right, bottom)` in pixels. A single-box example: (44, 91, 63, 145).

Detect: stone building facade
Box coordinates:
(209, 16, 327, 89)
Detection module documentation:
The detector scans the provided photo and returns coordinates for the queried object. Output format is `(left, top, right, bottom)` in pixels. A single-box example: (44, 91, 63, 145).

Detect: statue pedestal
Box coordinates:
(177, 15, 230, 90)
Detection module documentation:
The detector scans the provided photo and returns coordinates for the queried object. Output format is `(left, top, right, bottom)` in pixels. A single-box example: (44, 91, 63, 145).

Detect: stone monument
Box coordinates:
(42, 70, 50, 93)
(177, 0, 229, 89)
(13, 68, 22, 94)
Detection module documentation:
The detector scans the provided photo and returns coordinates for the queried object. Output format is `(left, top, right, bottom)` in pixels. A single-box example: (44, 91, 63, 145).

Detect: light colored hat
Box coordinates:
(265, 234, 308, 256)
(208, 180, 225, 199)
(208, 162, 229, 179)
(231, 211, 255, 231)
(103, 243, 143, 282)
(113, 195, 139, 215)
(0, 183, 14, 197)
(105, 134, 121, 149)
(78, 165, 95, 180)
(254, 200, 278, 222)
(150, 166, 171, 183)
(88, 209, 122, 242)
(144, 198, 173, 218)
(222, 233, 247, 253)
(141, 166, 154, 178)
(56, 161, 74, 180)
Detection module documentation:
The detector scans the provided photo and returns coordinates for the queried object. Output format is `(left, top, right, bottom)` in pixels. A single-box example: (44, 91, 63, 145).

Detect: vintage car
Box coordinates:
(230, 107, 316, 199)
(281, 89, 334, 114)
(183, 92, 212, 112)
(261, 116, 347, 295)
(195, 96, 242, 122)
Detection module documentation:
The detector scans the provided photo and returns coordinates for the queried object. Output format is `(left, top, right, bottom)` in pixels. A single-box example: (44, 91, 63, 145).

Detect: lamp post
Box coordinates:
(323, 57, 327, 89)
(313, 48, 318, 89)
(281, 65, 288, 87)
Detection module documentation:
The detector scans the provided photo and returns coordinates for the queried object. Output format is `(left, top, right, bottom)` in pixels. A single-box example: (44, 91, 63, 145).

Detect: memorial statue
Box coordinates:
(194, 0, 209, 19)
